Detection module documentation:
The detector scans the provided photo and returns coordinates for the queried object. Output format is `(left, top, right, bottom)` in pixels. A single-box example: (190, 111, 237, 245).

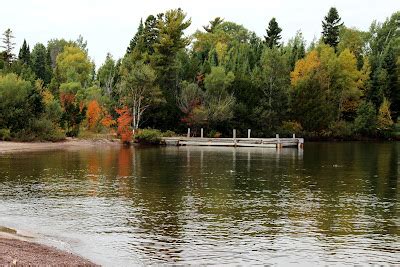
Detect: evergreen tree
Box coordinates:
(264, 18, 282, 48)
(31, 43, 52, 84)
(127, 18, 144, 54)
(1, 29, 16, 64)
(203, 17, 224, 33)
(18, 39, 31, 65)
(322, 7, 343, 49)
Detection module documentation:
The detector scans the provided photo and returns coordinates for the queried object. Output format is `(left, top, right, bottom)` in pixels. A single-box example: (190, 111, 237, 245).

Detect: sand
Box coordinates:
(0, 228, 98, 266)
(0, 138, 121, 154)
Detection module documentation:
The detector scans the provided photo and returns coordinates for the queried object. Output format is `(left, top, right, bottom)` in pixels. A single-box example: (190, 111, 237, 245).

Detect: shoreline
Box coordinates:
(0, 227, 97, 266)
(0, 138, 121, 154)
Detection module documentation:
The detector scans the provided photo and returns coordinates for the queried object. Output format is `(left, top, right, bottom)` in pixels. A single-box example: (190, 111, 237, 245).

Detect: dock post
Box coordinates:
(248, 129, 251, 139)
(233, 129, 237, 147)
(201, 128, 204, 138)
(293, 133, 296, 139)
(276, 134, 282, 149)
(187, 128, 190, 138)
(298, 138, 304, 149)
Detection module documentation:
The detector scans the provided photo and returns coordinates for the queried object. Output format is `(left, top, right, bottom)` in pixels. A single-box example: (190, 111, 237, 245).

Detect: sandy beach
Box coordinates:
(0, 138, 121, 154)
(0, 228, 97, 266)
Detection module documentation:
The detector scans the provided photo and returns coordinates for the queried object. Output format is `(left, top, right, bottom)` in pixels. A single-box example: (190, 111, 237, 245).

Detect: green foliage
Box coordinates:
(204, 66, 235, 124)
(322, 7, 343, 49)
(280, 121, 303, 136)
(0, 128, 11, 141)
(264, 18, 282, 48)
(1, 29, 15, 64)
(135, 128, 162, 144)
(162, 130, 177, 137)
(55, 45, 92, 86)
(354, 101, 377, 135)
(31, 43, 52, 84)
(18, 39, 31, 65)
(0, 73, 36, 132)
(119, 56, 164, 130)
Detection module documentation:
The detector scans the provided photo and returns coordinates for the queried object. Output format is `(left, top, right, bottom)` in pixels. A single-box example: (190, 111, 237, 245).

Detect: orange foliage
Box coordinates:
(101, 114, 116, 128)
(86, 100, 102, 130)
(116, 107, 132, 144)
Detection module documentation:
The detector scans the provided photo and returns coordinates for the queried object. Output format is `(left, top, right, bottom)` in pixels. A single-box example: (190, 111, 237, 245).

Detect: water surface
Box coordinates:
(0, 143, 398, 265)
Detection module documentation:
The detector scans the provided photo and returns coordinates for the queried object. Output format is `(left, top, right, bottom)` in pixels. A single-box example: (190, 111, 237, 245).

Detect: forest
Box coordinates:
(0, 7, 399, 142)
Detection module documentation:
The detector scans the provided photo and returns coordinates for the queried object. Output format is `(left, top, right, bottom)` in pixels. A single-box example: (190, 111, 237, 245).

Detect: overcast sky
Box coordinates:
(2, 0, 399, 66)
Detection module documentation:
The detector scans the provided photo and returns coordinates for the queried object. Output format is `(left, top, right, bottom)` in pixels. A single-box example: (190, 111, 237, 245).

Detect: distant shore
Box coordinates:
(0, 227, 97, 266)
(0, 138, 121, 154)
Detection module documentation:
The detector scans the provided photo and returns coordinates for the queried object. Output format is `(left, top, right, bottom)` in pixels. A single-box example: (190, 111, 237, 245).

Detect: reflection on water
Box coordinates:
(0, 143, 398, 265)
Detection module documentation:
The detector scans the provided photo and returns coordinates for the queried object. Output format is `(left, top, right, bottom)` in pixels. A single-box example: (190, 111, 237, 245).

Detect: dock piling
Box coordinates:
(201, 128, 204, 138)
(248, 129, 251, 139)
(187, 128, 191, 138)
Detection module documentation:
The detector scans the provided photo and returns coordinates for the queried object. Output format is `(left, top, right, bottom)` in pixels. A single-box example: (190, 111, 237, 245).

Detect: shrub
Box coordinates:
(162, 130, 177, 137)
(135, 129, 162, 144)
(17, 118, 65, 142)
(280, 121, 303, 137)
(329, 120, 354, 138)
(354, 101, 377, 135)
(208, 129, 221, 138)
(0, 128, 11, 141)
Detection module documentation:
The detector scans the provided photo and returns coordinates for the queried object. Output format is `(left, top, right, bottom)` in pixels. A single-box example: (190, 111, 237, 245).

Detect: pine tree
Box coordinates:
(264, 18, 282, 48)
(127, 19, 144, 54)
(1, 28, 16, 64)
(322, 7, 343, 49)
(18, 39, 31, 65)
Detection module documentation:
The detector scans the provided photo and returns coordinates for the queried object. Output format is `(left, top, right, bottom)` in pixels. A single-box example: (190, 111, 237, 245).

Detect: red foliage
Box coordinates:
(115, 107, 132, 144)
(60, 92, 75, 107)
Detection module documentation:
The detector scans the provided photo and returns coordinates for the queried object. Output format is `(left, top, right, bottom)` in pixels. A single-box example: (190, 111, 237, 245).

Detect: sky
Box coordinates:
(2, 0, 399, 67)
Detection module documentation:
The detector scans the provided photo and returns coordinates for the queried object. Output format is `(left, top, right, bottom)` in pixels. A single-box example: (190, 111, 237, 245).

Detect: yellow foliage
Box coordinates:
(290, 50, 320, 86)
(377, 98, 394, 130)
(215, 42, 228, 64)
(42, 90, 54, 105)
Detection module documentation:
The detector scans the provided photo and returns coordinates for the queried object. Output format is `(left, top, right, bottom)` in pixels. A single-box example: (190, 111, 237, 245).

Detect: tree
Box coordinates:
(31, 43, 52, 84)
(264, 18, 282, 48)
(287, 31, 306, 70)
(0, 73, 44, 133)
(116, 107, 132, 144)
(204, 66, 235, 124)
(377, 98, 394, 130)
(203, 17, 224, 33)
(18, 39, 31, 65)
(177, 81, 206, 127)
(127, 18, 144, 54)
(354, 101, 377, 135)
(59, 82, 86, 136)
(86, 100, 102, 130)
(152, 8, 191, 93)
(322, 7, 343, 49)
(1, 29, 16, 64)
(119, 56, 163, 132)
(97, 53, 117, 95)
(55, 45, 92, 86)
(256, 46, 290, 131)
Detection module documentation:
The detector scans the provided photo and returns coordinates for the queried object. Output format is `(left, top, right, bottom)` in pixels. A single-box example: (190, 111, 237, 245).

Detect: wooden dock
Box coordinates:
(162, 136, 304, 149)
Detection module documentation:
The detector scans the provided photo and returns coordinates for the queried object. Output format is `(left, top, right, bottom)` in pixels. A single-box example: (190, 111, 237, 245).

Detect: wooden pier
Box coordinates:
(162, 129, 304, 149)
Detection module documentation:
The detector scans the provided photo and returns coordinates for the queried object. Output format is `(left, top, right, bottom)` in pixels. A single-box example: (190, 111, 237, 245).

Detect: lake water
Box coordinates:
(0, 143, 398, 266)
